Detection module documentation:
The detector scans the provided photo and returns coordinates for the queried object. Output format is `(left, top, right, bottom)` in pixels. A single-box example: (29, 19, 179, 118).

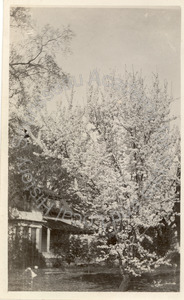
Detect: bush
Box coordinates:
(8, 234, 46, 270)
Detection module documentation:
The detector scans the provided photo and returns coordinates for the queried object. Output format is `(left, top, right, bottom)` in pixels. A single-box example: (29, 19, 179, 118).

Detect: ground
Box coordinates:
(8, 264, 179, 292)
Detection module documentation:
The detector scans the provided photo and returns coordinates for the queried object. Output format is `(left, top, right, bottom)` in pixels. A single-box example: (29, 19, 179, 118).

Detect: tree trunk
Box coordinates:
(117, 253, 130, 291)
(119, 274, 130, 291)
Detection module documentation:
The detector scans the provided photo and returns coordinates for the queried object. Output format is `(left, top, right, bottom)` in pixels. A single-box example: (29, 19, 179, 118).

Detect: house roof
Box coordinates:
(9, 208, 45, 222)
(44, 216, 93, 234)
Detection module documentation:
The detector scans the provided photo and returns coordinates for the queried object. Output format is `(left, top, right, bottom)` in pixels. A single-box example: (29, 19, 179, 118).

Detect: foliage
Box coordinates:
(10, 8, 74, 105)
(8, 228, 45, 270)
(10, 7, 32, 29)
(9, 7, 75, 210)
(68, 234, 110, 265)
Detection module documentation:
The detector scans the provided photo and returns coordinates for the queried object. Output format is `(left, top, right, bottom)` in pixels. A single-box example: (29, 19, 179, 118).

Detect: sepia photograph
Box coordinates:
(1, 0, 182, 295)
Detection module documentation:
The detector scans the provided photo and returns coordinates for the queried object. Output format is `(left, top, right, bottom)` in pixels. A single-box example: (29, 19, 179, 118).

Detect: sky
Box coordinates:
(30, 7, 181, 117)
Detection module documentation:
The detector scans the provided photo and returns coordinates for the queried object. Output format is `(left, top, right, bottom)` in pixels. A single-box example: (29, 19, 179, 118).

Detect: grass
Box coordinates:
(8, 264, 180, 292)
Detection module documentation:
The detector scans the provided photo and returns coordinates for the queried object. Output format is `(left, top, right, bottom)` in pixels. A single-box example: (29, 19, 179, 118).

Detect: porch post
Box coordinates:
(36, 228, 41, 251)
(28, 227, 31, 240)
(46, 228, 50, 252)
(39, 227, 42, 252)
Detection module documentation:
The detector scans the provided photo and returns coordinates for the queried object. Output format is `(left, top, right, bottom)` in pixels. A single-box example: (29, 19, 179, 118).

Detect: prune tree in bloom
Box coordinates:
(81, 72, 180, 289)
(45, 72, 179, 289)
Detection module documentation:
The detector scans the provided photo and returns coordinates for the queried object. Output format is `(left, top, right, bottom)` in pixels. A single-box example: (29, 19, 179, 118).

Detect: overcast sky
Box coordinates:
(30, 7, 180, 116)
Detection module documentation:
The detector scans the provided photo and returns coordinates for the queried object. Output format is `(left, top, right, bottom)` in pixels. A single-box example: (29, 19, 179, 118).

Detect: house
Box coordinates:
(8, 194, 92, 267)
